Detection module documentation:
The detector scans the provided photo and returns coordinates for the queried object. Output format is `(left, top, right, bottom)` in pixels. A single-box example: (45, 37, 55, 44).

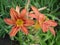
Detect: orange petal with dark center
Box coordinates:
(9, 26, 20, 37)
(4, 18, 14, 25)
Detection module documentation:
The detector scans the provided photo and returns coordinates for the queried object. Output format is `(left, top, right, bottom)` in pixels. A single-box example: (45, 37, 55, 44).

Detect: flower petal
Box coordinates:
(41, 23, 49, 32)
(24, 19, 34, 26)
(44, 20, 57, 27)
(31, 6, 46, 21)
(10, 8, 19, 20)
(9, 26, 20, 37)
(21, 26, 28, 35)
(16, 6, 20, 14)
(20, 8, 26, 17)
(31, 6, 40, 15)
(29, 13, 37, 19)
(39, 14, 46, 21)
(4, 18, 14, 25)
(49, 27, 56, 36)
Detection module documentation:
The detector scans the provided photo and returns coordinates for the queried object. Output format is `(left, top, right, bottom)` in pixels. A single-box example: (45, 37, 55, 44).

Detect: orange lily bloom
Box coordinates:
(29, 6, 57, 36)
(4, 6, 34, 37)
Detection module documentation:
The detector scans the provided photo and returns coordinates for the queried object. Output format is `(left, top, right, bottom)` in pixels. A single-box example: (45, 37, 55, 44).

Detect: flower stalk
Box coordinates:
(25, 0, 30, 19)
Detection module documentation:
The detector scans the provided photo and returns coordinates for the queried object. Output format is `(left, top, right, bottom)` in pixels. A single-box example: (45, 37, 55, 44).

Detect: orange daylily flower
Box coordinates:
(4, 6, 34, 37)
(29, 6, 57, 36)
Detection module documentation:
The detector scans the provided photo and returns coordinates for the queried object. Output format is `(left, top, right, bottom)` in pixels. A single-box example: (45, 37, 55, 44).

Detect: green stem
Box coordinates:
(25, 0, 30, 19)
(18, 31, 23, 45)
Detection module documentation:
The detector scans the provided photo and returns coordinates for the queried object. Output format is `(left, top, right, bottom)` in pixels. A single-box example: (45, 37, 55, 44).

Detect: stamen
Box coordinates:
(16, 19, 24, 26)
(34, 22, 40, 29)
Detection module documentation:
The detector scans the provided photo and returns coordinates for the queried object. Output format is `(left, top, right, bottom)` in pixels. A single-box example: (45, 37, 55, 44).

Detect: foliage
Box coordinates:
(0, 0, 60, 45)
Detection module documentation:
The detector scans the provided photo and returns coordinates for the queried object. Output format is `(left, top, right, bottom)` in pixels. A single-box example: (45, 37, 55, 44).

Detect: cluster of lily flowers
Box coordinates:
(4, 6, 57, 37)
